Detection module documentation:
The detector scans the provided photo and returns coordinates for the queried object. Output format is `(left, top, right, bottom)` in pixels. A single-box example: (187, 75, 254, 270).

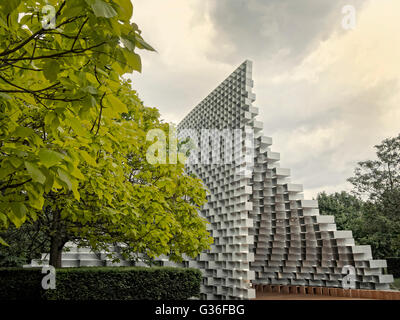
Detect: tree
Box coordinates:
(356, 202, 400, 259)
(1, 0, 212, 267)
(0, 222, 49, 267)
(348, 134, 400, 201)
(317, 191, 399, 258)
(348, 134, 400, 257)
(318, 134, 400, 258)
(317, 191, 364, 236)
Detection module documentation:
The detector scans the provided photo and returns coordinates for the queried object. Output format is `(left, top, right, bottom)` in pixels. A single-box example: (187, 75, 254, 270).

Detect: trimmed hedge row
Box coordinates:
(387, 257, 400, 278)
(0, 267, 202, 300)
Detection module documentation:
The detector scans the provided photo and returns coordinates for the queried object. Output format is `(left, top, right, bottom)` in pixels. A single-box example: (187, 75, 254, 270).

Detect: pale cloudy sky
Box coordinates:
(129, 0, 400, 199)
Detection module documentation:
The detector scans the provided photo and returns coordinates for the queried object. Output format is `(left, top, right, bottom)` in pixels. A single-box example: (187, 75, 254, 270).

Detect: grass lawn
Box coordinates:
(390, 278, 400, 291)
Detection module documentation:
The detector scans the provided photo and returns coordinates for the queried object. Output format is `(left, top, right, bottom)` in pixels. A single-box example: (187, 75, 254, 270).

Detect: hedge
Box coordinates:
(386, 257, 400, 278)
(0, 266, 202, 300)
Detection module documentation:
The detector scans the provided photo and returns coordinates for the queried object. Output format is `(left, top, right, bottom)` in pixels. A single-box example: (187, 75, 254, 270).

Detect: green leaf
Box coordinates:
(44, 112, 57, 127)
(135, 35, 156, 52)
(116, 0, 133, 21)
(0, 236, 9, 247)
(0, 162, 14, 180)
(39, 149, 65, 168)
(123, 50, 142, 72)
(0, 0, 20, 15)
(8, 212, 24, 228)
(25, 161, 46, 184)
(43, 60, 60, 82)
(9, 156, 23, 169)
(80, 150, 97, 166)
(14, 126, 35, 138)
(121, 37, 135, 52)
(10, 202, 27, 219)
(0, 92, 11, 100)
(90, 0, 117, 18)
(68, 164, 85, 180)
(68, 117, 87, 136)
(85, 86, 98, 94)
(0, 16, 7, 28)
(19, 13, 33, 26)
(105, 94, 128, 114)
(30, 195, 44, 210)
(71, 181, 80, 201)
(57, 168, 73, 190)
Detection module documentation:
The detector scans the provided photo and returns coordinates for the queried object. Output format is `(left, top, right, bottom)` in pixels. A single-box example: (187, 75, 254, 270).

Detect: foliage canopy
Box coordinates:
(0, 0, 212, 266)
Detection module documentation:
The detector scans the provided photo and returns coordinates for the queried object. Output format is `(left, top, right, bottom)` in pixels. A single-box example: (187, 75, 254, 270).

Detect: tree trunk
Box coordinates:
(49, 208, 66, 268)
(49, 237, 64, 268)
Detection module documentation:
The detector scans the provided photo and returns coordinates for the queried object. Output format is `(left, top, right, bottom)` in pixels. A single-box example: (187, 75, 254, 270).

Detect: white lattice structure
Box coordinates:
(177, 60, 393, 299)
(31, 60, 393, 300)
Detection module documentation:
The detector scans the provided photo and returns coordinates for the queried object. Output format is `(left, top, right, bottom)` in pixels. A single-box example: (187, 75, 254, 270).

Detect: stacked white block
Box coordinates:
(30, 60, 393, 299)
(178, 61, 258, 299)
(177, 60, 393, 299)
(30, 242, 134, 268)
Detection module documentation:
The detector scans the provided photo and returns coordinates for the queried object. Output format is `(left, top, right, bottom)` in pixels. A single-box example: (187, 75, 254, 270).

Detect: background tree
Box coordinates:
(0, 0, 212, 267)
(348, 134, 400, 201)
(317, 191, 399, 258)
(0, 222, 48, 267)
(318, 134, 400, 259)
(317, 191, 364, 236)
(348, 133, 400, 258)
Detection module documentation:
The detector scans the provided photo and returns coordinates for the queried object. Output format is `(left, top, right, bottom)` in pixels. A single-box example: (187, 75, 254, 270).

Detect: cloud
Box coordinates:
(131, 0, 232, 124)
(130, 0, 400, 198)
(258, 0, 400, 197)
(205, 0, 366, 70)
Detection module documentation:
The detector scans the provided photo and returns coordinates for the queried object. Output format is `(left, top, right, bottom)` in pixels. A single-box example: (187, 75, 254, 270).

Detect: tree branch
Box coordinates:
(0, 178, 32, 192)
(0, 1, 67, 57)
(71, 17, 89, 50)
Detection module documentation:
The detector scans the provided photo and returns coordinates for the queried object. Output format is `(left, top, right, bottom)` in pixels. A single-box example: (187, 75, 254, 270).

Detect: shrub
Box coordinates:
(0, 267, 45, 300)
(0, 267, 202, 300)
(386, 257, 400, 278)
(0, 223, 49, 268)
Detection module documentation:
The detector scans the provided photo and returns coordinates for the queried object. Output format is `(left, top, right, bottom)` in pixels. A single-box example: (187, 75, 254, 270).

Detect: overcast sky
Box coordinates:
(129, 0, 400, 199)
